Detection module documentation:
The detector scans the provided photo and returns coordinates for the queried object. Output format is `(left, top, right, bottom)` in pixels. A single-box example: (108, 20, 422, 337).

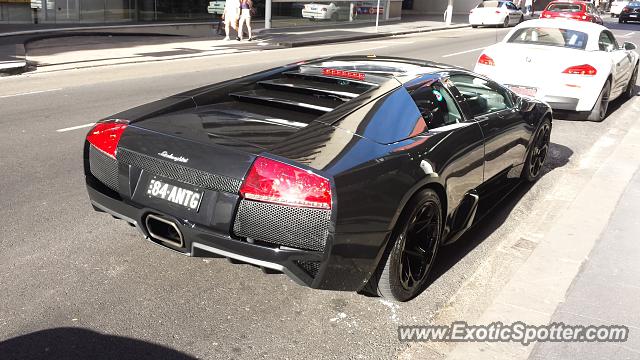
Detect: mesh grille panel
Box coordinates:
(233, 200, 331, 251)
(89, 145, 119, 191)
(296, 260, 321, 277)
(117, 148, 241, 194)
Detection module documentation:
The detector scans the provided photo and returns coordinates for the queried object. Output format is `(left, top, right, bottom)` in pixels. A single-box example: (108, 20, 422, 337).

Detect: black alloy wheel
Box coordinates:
(522, 118, 551, 182)
(371, 189, 442, 302)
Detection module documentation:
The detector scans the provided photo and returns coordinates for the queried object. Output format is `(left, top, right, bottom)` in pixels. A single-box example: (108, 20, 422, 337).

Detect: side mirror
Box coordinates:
(516, 96, 535, 113)
(623, 42, 637, 51)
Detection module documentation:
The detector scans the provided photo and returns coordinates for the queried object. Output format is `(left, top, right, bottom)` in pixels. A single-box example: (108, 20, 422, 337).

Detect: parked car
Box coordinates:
(302, 2, 339, 20)
(474, 19, 639, 121)
(84, 56, 552, 302)
(469, 0, 525, 28)
(541, 1, 604, 25)
(611, 0, 631, 17)
(619, 1, 640, 22)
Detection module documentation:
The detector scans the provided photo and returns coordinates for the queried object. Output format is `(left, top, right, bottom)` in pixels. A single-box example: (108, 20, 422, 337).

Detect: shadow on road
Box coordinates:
(0, 327, 196, 360)
(426, 141, 574, 286)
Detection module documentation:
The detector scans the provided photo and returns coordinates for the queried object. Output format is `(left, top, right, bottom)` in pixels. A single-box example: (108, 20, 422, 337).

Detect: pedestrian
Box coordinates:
(222, 0, 240, 41)
(525, 0, 533, 16)
(238, 0, 254, 41)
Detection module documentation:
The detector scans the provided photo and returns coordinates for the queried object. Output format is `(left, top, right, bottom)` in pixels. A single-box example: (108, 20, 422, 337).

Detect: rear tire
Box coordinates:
(369, 189, 442, 302)
(521, 118, 551, 182)
(519, 15, 524, 23)
(624, 64, 638, 99)
(586, 80, 611, 122)
(471, 25, 479, 28)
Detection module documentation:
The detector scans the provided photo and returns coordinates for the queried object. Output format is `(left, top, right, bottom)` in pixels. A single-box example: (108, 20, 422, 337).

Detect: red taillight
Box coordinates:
(240, 157, 332, 209)
(562, 64, 597, 76)
(478, 53, 495, 66)
(623, 7, 631, 13)
(495, 10, 501, 13)
(86, 120, 128, 159)
(322, 68, 366, 81)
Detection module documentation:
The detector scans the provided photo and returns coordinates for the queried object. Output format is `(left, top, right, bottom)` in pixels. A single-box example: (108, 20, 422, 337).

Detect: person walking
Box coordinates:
(222, 0, 240, 41)
(238, 0, 254, 41)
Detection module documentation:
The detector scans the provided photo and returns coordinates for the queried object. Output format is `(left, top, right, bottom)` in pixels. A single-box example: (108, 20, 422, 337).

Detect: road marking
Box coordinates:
(56, 123, 95, 133)
(442, 46, 486, 58)
(0, 88, 62, 98)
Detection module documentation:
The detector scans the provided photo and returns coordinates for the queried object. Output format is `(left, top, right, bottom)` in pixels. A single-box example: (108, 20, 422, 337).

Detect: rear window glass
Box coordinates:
(477, 1, 503, 8)
(507, 27, 589, 49)
(629, 1, 640, 5)
(547, 3, 583, 12)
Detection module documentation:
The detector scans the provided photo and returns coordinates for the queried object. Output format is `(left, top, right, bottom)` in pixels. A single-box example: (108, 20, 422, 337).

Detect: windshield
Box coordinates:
(507, 27, 589, 50)
(547, 3, 584, 12)
(629, 1, 640, 5)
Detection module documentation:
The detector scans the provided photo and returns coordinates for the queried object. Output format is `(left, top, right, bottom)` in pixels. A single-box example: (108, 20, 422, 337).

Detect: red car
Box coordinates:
(541, 1, 604, 24)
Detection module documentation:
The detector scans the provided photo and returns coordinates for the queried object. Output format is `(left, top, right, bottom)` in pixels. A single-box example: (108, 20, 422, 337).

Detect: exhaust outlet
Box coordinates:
(145, 214, 184, 248)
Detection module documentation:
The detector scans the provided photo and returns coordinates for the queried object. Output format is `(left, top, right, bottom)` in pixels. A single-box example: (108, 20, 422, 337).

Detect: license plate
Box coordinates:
(508, 85, 537, 97)
(631, 14, 638, 17)
(147, 178, 202, 211)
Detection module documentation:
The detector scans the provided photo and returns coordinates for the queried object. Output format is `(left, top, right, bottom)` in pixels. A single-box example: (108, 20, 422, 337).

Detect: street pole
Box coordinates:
(375, 0, 381, 31)
(445, 0, 453, 25)
(265, 0, 272, 29)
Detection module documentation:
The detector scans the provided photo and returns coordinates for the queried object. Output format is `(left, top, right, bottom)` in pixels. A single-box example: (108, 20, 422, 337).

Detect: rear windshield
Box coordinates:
(629, 1, 640, 5)
(507, 27, 589, 50)
(546, 3, 584, 12)
(477, 1, 503, 8)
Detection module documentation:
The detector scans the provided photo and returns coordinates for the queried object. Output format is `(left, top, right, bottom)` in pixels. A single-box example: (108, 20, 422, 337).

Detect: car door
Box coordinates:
(406, 78, 485, 221)
(505, 2, 521, 23)
(599, 30, 632, 96)
(447, 73, 529, 182)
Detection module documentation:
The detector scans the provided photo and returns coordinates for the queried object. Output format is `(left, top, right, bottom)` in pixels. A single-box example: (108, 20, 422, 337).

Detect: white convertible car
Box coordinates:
(469, 0, 525, 28)
(474, 19, 639, 121)
(302, 2, 339, 20)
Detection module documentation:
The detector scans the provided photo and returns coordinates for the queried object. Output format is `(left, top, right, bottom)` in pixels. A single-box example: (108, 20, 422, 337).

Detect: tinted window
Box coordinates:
(505, 2, 518, 9)
(409, 83, 462, 129)
(507, 27, 588, 49)
(448, 75, 512, 118)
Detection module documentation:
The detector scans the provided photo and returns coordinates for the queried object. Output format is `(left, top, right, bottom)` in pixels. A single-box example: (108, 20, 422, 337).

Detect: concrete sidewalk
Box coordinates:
(0, 15, 469, 75)
(444, 96, 640, 359)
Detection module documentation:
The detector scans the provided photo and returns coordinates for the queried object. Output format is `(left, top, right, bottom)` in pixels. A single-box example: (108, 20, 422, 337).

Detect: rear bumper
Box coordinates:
(619, 13, 640, 20)
(87, 182, 389, 292)
(543, 96, 580, 111)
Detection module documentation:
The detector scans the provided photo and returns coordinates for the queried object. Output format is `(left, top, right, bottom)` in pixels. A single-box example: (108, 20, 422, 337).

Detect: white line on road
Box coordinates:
(442, 46, 486, 58)
(0, 88, 62, 99)
(621, 32, 635, 38)
(56, 123, 95, 133)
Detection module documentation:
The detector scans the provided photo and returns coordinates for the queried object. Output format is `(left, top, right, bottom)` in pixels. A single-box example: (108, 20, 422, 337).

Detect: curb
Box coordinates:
(271, 24, 470, 47)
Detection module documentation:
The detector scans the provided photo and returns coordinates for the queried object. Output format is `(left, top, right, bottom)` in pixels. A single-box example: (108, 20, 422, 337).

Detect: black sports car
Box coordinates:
(84, 56, 552, 302)
(619, 1, 640, 23)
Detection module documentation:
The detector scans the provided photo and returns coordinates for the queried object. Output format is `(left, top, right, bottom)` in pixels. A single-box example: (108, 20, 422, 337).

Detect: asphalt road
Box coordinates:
(1, 19, 639, 360)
